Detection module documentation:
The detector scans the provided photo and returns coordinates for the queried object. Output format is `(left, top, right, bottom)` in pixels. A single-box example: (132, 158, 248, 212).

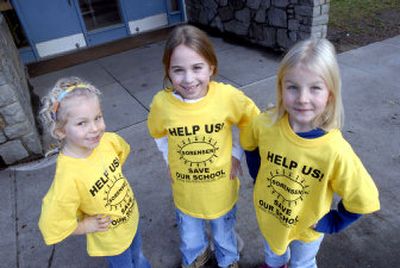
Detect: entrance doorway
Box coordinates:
(78, 0, 122, 31)
(76, 0, 129, 46)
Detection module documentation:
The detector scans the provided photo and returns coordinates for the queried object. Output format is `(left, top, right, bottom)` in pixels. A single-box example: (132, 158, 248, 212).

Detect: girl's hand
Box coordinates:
(230, 156, 243, 180)
(73, 214, 111, 235)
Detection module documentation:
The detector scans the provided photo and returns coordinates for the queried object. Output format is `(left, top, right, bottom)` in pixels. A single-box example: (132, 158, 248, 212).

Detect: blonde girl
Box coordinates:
(241, 38, 380, 268)
(38, 77, 150, 268)
(147, 25, 260, 268)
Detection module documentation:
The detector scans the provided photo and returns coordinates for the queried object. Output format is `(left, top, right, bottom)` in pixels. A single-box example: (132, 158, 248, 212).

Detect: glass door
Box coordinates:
(77, 0, 129, 46)
(78, 0, 122, 31)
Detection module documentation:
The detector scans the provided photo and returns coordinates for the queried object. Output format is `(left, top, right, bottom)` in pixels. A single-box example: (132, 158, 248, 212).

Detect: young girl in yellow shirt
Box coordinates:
(38, 77, 151, 267)
(241, 38, 380, 268)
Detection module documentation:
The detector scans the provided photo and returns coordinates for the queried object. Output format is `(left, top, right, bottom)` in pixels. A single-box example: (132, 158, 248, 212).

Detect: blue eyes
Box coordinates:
(286, 85, 322, 91)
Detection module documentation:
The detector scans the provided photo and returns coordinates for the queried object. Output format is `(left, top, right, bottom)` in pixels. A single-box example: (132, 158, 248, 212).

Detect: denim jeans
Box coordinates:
(263, 235, 324, 268)
(176, 206, 239, 268)
(106, 227, 151, 268)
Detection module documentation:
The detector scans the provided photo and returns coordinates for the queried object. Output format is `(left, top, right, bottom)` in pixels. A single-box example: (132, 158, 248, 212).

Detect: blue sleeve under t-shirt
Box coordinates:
(244, 128, 362, 234)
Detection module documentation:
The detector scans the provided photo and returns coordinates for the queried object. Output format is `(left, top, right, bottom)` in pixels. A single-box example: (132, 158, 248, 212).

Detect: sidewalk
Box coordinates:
(1, 34, 399, 268)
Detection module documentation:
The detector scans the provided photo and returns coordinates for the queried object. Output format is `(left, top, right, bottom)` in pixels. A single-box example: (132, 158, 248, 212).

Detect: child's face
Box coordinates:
(57, 95, 105, 157)
(282, 64, 330, 132)
(168, 44, 214, 100)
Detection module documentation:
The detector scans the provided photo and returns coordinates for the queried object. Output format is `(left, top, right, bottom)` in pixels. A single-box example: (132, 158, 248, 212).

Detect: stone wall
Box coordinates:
(0, 13, 42, 165)
(185, 0, 330, 50)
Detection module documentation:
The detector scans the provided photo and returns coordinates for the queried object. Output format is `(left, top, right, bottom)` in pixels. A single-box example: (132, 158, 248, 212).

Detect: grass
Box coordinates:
(329, 0, 400, 33)
(327, 0, 400, 51)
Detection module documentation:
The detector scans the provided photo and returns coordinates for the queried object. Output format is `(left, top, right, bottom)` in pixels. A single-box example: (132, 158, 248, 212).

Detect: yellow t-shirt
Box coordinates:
(148, 81, 260, 219)
(241, 113, 380, 255)
(38, 132, 139, 257)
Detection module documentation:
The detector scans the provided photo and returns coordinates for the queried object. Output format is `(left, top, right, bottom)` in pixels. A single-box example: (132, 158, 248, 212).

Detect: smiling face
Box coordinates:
(56, 95, 105, 158)
(282, 64, 331, 133)
(168, 44, 214, 100)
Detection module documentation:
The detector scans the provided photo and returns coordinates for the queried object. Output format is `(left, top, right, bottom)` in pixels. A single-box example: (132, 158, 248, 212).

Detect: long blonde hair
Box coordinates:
(271, 38, 344, 130)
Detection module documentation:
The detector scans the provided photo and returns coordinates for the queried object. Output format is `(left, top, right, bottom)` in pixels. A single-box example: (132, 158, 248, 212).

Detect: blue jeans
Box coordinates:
(176, 206, 239, 268)
(106, 228, 151, 268)
(263, 235, 324, 268)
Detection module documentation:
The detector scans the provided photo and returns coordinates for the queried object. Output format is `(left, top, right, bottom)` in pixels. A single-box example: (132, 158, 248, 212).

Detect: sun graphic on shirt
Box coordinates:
(266, 169, 309, 207)
(103, 173, 132, 212)
(177, 136, 219, 167)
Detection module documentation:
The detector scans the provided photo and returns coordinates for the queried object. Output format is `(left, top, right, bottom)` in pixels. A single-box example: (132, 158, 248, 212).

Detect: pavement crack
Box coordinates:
(47, 245, 55, 268)
(101, 66, 150, 112)
(12, 170, 20, 268)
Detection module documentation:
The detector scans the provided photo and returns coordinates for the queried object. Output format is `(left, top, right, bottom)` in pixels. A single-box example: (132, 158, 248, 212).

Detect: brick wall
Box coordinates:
(185, 0, 330, 50)
(0, 13, 42, 165)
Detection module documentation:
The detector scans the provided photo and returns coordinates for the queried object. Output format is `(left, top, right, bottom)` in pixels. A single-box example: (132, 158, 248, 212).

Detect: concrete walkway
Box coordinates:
(1, 34, 399, 268)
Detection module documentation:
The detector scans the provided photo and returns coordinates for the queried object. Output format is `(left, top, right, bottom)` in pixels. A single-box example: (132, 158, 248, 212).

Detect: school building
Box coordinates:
(0, 0, 329, 165)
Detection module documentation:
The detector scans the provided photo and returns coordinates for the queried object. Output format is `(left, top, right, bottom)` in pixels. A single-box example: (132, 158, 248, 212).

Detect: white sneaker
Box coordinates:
(235, 231, 244, 253)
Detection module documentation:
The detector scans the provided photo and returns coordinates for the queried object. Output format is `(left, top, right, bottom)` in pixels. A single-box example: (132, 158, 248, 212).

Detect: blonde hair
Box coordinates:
(271, 38, 344, 130)
(39, 77, 101, 141)
(162, 25, 218, 88)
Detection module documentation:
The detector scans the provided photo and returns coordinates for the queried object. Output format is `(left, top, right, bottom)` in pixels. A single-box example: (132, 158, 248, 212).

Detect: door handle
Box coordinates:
(67, 0, 72, 7)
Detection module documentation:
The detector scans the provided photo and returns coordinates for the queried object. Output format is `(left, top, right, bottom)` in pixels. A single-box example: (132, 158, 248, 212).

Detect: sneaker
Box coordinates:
(236, 231, 244, 253)
(228, 262, 239, 268)
(258, 263, 287, 268)
(182, 246, 212, 268)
